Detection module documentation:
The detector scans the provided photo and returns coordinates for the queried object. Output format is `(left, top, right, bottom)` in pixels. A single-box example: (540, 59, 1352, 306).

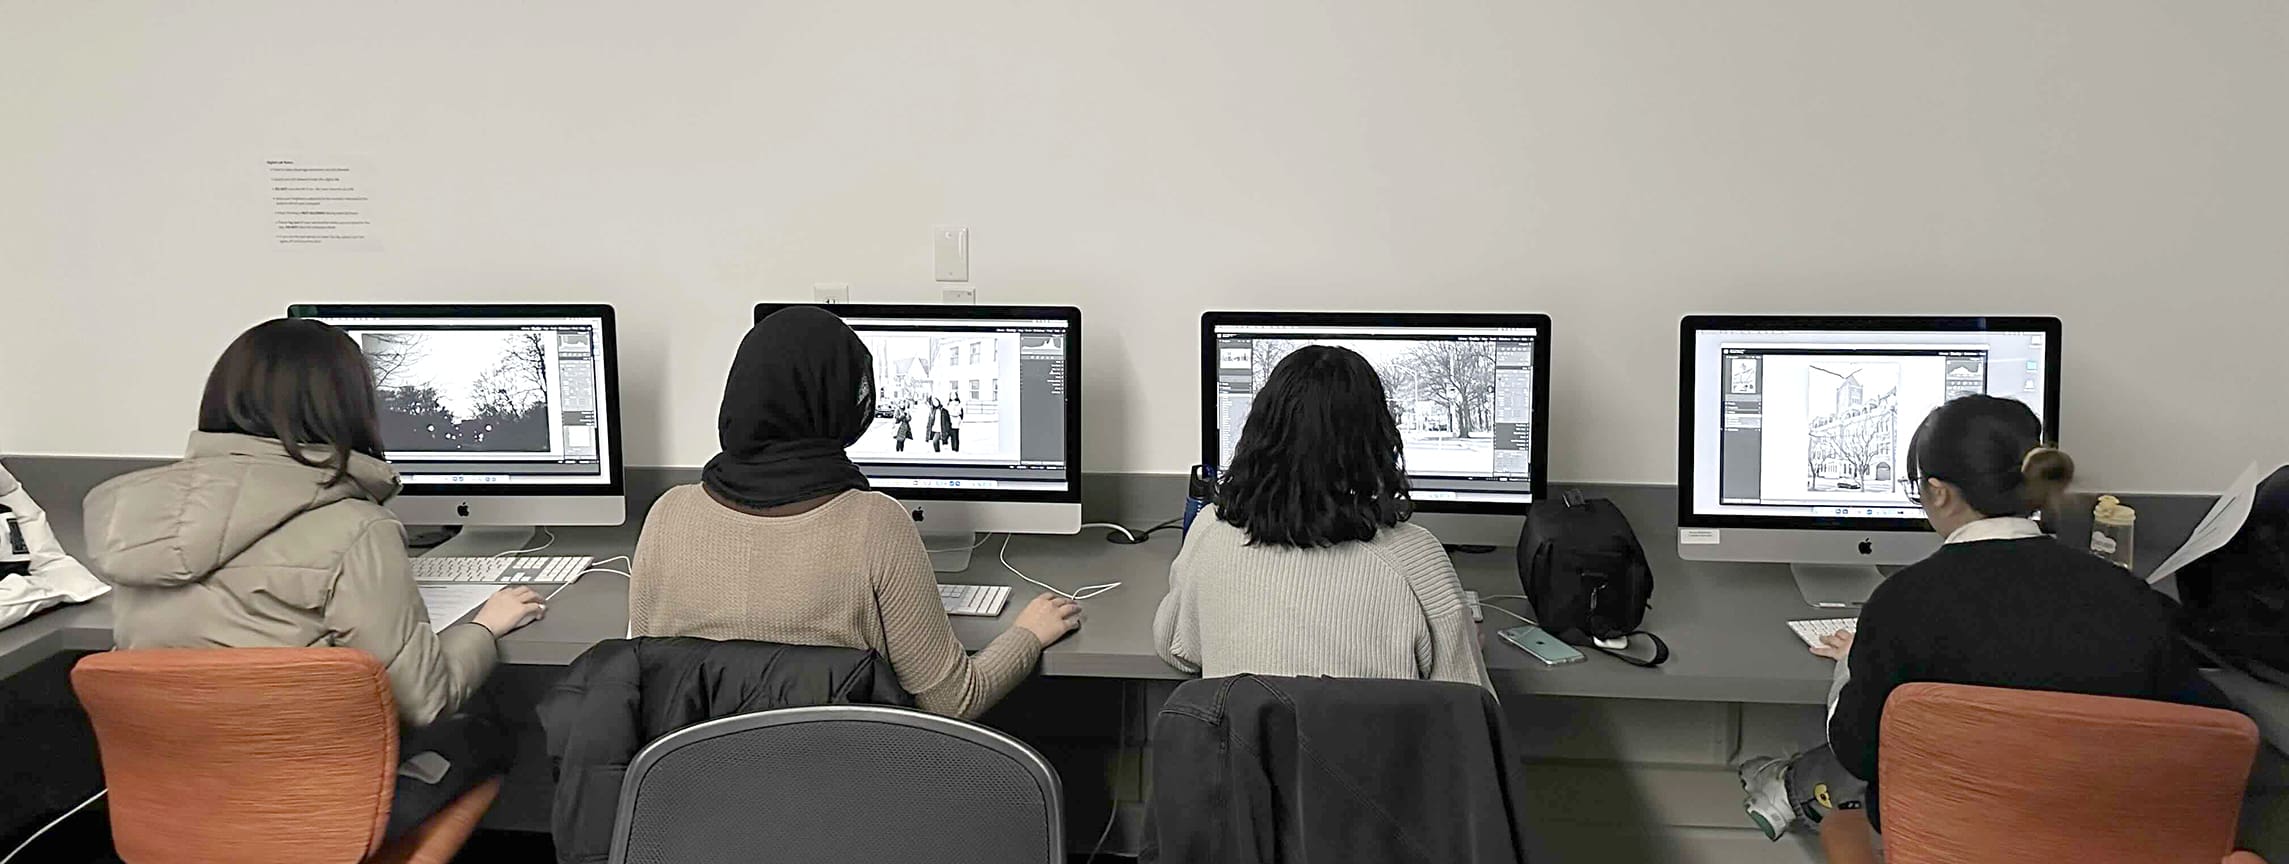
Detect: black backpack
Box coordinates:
(2177, 465, 2289, 680)
(1518, 491, 1669, 667)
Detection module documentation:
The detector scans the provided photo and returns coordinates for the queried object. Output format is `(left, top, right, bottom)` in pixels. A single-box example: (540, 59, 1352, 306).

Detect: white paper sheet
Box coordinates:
(2149, 461, 2282, 585)
(417, 584, 496, 633)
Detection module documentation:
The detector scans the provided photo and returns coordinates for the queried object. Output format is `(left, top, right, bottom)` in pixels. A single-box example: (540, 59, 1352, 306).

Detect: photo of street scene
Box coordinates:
(1803, 361, 1901, 495)
(853, 332, 1022, 462)
(1247, 339, 1499, 476)
(363, 331, 556, 453)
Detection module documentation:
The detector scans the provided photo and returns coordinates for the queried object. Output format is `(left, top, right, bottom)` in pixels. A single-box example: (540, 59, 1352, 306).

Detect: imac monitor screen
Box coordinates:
(751, 304, 1082, 537)
(287, 304, 625, 531)
(1678, 315, 2061, 604)
(1202, 312, 1550, 513)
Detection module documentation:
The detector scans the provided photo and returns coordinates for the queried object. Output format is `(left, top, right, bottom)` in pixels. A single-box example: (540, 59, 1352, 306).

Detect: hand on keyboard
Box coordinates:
(1787, 618, 1857, 661)
(1809, 629, 1854, 661)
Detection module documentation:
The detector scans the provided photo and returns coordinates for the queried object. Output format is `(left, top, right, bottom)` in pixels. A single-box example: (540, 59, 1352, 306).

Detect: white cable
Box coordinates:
(1085, 683, 1130, 864)
(491, 526, 557, 558)
(1079, 521, 1140, 543)
(1482, 604, 1537, 626)
(547, 565, 634, 600)
(1, 789, 104, 864)
(999, 534, 1121, 600)
(1476, 595, 1539, 626)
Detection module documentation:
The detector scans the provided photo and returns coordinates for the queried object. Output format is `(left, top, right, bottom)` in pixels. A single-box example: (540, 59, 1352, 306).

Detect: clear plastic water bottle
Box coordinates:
(2090, 495, 2135, 570)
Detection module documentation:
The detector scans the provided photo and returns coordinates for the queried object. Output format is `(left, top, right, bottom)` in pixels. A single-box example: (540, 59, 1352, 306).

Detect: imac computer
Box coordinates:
(288, 304, 627, 557)
(1678, 315, 2061, 607)
(1202, 312, 1551, 546)
(753, 303, 1083, 571)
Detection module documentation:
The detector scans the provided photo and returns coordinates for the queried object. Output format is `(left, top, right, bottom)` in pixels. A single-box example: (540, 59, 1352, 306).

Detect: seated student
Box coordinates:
(628, 306, 1081, 720)
(1154, 345, 1492, 690)
(85, 318, 547, 837)
(1739, 394, 2230, 863)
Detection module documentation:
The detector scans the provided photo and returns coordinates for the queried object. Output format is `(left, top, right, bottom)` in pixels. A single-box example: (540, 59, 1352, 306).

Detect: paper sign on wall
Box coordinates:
(267, 158, 376, 249)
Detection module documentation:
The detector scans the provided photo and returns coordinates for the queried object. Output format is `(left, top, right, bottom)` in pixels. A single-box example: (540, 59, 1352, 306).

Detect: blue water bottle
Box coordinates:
(1182, 464, 1215, 533)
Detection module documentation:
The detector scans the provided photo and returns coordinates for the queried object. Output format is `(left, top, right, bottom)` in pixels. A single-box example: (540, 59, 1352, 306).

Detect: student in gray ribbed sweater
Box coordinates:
(1153, 345, 1493, 690)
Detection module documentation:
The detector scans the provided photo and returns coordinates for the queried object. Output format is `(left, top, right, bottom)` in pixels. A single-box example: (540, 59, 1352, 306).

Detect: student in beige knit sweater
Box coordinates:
(1155, 345, 1492, 690)
(630, 307, 1081, 720)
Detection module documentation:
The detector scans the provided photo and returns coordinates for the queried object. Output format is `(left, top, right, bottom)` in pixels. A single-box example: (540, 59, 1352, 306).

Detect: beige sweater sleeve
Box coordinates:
(325, 522, 498, 726)
(869, 525, 1041, 720)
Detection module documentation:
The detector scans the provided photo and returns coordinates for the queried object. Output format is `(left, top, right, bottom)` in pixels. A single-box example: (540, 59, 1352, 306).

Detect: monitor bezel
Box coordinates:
(1676, 314, 2063, 532)
(286, 303, 627, 498)
(752, 302, 1084, 505)
(1199, 310, 1553, 515)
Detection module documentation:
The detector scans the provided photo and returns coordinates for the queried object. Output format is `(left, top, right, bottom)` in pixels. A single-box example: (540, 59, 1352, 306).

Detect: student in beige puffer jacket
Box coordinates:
(83, 317, 548, 837)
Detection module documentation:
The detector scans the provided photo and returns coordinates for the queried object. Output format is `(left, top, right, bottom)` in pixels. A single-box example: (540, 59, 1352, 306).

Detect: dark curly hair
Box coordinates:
(1213, 345, 1411, 547)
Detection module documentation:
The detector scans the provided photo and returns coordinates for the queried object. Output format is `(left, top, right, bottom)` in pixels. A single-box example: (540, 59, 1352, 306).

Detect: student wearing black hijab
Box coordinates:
(628, 307, 1081, 720)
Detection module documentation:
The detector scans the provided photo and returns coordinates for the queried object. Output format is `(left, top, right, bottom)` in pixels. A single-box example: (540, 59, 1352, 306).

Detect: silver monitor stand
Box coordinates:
(922, 530, 983, 573)
(1789, 563, 1890, 609)
(424, 526, 544, 558)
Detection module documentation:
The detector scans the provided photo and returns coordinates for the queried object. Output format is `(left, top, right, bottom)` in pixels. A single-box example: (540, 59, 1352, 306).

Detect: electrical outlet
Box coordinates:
(812, 282, 850, 304)
(940, 285, 976, 305)
(933, 226, 969, 282)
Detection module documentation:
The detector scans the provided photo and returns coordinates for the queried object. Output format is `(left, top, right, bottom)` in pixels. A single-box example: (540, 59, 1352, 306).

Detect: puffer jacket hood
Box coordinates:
(84, 432, 402, 587)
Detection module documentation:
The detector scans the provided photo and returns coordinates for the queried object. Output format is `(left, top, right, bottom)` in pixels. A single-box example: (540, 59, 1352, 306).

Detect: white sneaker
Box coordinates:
(1738, 756, 1795, 841)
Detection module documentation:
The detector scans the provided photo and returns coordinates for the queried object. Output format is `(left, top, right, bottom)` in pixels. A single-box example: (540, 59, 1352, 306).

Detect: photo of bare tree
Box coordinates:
(363, 331, 555, 453)
(1804, 362, 1901, 494)
(1246, 339, 1500, 475)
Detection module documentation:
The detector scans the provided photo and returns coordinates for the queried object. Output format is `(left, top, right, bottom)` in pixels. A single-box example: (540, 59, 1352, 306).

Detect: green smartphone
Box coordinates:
(1498, 625, 1586, 666)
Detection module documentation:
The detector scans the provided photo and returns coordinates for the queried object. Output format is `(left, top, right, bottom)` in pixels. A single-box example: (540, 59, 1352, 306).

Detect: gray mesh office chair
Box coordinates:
(608, 705, 1064, 864)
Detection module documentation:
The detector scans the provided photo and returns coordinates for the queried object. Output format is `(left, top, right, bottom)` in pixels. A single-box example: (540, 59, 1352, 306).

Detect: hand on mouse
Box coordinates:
(1014, 592, 1084, 647)
(473, 586, 547, 638)
(1810, 629, 1854, 661)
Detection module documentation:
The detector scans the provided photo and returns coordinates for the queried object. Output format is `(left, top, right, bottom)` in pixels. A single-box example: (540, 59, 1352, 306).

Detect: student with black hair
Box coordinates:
(1740, 394, 2229, 863)
(1152, 346, 1491, 690)
(84, 318, 546, 837)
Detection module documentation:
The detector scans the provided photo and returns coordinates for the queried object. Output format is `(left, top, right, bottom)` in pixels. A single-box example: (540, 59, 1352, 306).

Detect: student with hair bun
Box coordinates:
(1740, 395, 2229, 863)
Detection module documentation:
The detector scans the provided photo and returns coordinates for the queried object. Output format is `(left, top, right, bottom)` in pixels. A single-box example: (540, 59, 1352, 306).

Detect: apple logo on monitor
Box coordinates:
(457, 503, 471, 518)
(1857, 538, 1873, 556)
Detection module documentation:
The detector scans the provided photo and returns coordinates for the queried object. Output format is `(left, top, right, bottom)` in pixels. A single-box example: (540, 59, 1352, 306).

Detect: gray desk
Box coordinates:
(4, 489, 2285, 747)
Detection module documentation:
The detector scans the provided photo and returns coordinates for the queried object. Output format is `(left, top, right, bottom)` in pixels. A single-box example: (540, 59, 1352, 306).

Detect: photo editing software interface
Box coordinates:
(845, 315, 1073, 493)
(311, 313, 615, 487)
(1689, 327, 2050, 520)
(1211, 322, 1540, 504)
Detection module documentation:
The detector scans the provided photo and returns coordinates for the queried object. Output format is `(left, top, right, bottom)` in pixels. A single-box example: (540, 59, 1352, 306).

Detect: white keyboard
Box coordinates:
(412, 556, 593, 584)
(940, 583, 1011, 617)
(1787, 617, 1858, 648)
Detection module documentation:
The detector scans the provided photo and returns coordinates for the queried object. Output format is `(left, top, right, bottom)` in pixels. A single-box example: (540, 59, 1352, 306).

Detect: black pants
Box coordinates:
(947, 429, 960, 451)
(387, 710, 511, 839)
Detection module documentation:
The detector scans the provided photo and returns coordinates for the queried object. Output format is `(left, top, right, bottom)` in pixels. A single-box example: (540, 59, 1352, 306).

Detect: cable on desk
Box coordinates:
(1000, 534, 1121, 601)
(546, 556, 635, 601)
(1476, 594, 1539, 626)
(1091, 517, 1183, 545)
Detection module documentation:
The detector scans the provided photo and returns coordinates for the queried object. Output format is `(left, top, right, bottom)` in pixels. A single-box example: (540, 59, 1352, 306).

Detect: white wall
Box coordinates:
(3, 0, 2283, 492)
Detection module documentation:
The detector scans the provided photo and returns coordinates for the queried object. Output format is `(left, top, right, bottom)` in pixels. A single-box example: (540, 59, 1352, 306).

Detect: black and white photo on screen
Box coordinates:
(1245, 338, 1500, 477)
(854, 332, 1024, 462)
(362, 330, 560, 454)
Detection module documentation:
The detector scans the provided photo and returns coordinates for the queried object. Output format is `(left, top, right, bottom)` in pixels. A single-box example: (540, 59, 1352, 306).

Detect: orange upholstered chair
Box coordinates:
(70, 648, 501, 864)
(1879, 682, 2260, 864)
